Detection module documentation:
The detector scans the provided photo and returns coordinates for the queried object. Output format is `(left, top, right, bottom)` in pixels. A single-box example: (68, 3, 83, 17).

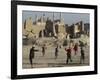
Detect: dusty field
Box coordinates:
(22, 38, 89, 69)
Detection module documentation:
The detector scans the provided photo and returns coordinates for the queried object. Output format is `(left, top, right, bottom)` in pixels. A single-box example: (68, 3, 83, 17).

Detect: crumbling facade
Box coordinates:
(23, 16, 88, 40)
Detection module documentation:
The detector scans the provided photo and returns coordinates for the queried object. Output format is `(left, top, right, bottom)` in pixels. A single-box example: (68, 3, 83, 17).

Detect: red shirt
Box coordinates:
(65, 48, 71, 53)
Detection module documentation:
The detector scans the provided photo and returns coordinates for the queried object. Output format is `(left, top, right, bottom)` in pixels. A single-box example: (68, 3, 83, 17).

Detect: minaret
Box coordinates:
(43, 13, 45, 22)
(81, 21, 84, 32)
(53, 12, 54, 22)
(35, 14, 38, 24)
(41, 13, 43, 23)
(60, 12, 61, 22)
(35, 14, 38, 23)
(53, 12, 56, 36)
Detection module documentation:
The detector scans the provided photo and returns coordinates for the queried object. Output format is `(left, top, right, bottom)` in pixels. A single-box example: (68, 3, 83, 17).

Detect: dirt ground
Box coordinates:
(22, 38, 89, 69)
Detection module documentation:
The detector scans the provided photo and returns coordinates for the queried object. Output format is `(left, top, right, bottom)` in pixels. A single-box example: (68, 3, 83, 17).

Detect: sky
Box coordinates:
(22, 10, 90, 26)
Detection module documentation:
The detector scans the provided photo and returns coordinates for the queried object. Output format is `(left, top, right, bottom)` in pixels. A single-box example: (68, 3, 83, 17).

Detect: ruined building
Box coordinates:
(23, 15, 66, 39)
(66, 21, 85, 38)
(23, 13, 88, 40)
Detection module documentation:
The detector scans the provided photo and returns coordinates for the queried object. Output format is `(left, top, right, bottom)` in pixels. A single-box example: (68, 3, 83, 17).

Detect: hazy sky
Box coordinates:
(22, 10, 90, 26)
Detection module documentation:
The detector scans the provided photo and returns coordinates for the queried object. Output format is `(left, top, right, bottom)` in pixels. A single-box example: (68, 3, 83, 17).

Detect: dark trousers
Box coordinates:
(66, 53, 72, 63)
(42, 51, 45, 56)
(80, 55, 85, 63)
(55, 52, 58, 59)
(29, 57, 33, 68)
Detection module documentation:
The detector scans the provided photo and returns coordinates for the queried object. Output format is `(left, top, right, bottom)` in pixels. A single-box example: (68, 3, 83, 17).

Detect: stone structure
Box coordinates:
(23, 17, 46, 38)
(23, 16, 66, 39)
(53, 19, 66, 39)
(66, 21, 85, 38)
(23, 15, 86, 40)
(84, 23, 90, 36)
